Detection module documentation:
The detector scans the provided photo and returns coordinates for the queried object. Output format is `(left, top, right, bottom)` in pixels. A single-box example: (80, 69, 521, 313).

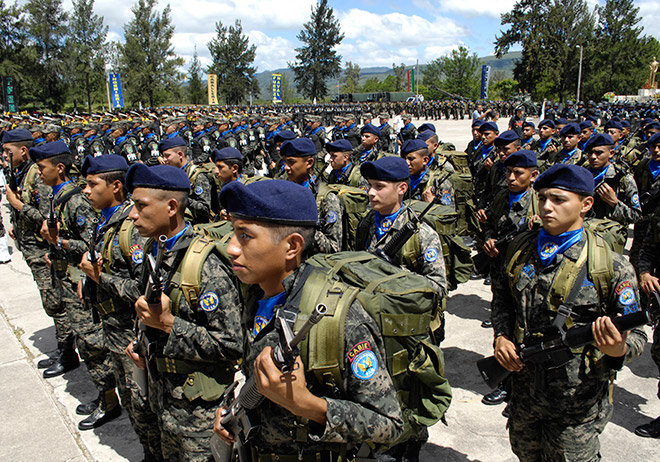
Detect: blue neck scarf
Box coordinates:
(311, 126, 323, 135)
(508, 190, 528, 209)
(254, 291, 287, 336)
(374, 206, 404, 240)
(35, 137, 45, 144)
(481, 144, 494, 160)
(379, 123, 388, 130)
(98, 204, 122, 231)
(181, 162, 189, 171)
(333, 163, 351, 181)
(115, 135, 128, 146)
(301, 175, 316, 189)
(537, 227, 583, 267)
(474, 140, 483, 150)
(144, 133, 155, 141)
(166, 131, 179, 139)
(360, 149, 373, 162)
(71, 133, 82, 140)
(410, 168, 428, 192)
(589, 165, 609, 185)
(539, 138, 552, 151)
(649, 159, 660, 180)
(153, 224, 189, 255)
(428, 155, 435, 167)
(560, 148, 578, 163)
(52, 180, 72, 196)
(403, 122, 413, 131)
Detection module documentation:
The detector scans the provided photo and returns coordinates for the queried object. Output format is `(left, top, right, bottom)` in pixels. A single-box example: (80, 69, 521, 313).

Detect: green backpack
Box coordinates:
(300, 251, 452, 444)
(583, 218, 627, 254)
(407, 200, 473, 291)
(445, 152, 481, 236)
(316, 182, 370, 251)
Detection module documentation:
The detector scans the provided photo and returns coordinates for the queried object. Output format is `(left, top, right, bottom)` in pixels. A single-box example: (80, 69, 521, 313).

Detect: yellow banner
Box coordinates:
(272, 73, 282, 103)
(207, 74, 218, 105)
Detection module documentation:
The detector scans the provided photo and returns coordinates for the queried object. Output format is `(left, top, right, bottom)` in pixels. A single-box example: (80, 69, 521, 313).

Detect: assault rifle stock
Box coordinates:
(82, 219, 100, 323)
(477, 307, 654, 389)
(6, 155, 21, 249)
(210, 304, 327, 462)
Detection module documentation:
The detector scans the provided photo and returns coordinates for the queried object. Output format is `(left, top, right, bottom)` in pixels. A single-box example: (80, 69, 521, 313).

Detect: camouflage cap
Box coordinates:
(344, 113, 356, 121)
(216, 117, 230, 125)
(84, 123, 99, 132)
(363, 112, 373, 119)
(68, 122, 84, 130)
(141, 120, 156, 130)
(378, 113, 391, 119)
(306, 115, 320, 122)
(42, 124, 61, 134)
(29, 124, 45, 133)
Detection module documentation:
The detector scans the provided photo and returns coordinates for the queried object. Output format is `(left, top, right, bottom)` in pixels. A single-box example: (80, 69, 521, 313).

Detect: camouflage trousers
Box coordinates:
(508, 372, 612, 462)
(159, 431, 213, 462)
(23, 246, 73, 345)
(104, 320, 163, 461)
(60, 278, 115, 393)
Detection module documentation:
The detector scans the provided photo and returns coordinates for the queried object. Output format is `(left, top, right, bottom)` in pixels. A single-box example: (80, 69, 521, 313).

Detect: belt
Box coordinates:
(255, 452, 335, 462)
(155, 357, 235, 377)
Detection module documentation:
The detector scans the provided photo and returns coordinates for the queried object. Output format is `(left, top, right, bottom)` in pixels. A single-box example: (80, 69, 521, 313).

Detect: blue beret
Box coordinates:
(274, 130, 296, 143)
(401, 139, 428, 156)
(82, 155, 129, 176)
(645, 121, 660, 131)
(534, 164, 593, 195)
(220, 179, 318, 226)
(522, 121, 536, 129)
(29, 140, 70, 161)
(360, 157, 409, 182)
(578, 120, 593, 130)
(360, 123, 381, 137)
(503, 150, 537, 168)
(621, 120, 631, 128)
(647, 131, 660, 147)
(471, 119, 485, 128)
(158, 136, 187, 153)
(586, 116, 598, 124)
(280, 138, 316, 157)
(538, 119, 555, 129)
(125, 163, 191, 193)
(559, 123, 580, 136)
(1, 128, 32, 144)
(418, 123, 436, 133)
(326, 139, 353, 152)
(417, 130, 435, 142)
(479, 121, 499, 133)
(604, 120, 623, 131)
(494, 130, 519, 147)
(642, 118, 654, 127)
(212, 147, 243, 162)
(584, 133, 614, 151)
(555, 118, 569, 125)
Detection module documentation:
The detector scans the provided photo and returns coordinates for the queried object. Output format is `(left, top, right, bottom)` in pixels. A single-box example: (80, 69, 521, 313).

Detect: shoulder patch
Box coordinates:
(199, 291, 220, 312)
(351, 349, 378, 380)
(521, 263, 535, 278)
(440, 190, 452, 205)
(326, 210, 338, 224)
(194, 185, 203, 195)
(76, 215, 86, 226)
(616, 281, 636, 307)
(129, 245, 143, 264)
(347, 341, 372, 363)
(424, 247, 438, 262)
(539, 242, 558, 259)
(631, 193, 640, 209)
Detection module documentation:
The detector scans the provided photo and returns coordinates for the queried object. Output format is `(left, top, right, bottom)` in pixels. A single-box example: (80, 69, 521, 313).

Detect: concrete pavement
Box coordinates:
(0, 117, 658, 461)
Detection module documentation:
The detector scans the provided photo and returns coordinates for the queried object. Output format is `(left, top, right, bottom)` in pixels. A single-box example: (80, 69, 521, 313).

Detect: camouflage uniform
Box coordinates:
(241, 263, 404, 456)
(630, 158, 660, 272)
(477, 161, 508, 212)
(123, 226, 243, 462)
(53, 182, 116, 394)
(547, 148, 584, 166)
(94, 202, 162, 460)
(588, 164, 641, 227)
(325, 163, 368, 190)
(406, 169, 456, 213)
(183, 162, 214, 225)
(492, 232, 647, 461)
(312, 187, 344, 254)
(10, 161, 72, 344)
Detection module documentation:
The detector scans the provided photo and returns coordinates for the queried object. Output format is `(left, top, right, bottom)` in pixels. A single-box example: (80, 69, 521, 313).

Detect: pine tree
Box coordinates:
(289, 0, 344, 101)
(341, 62, 360, 93)
(423, 46, 480, 99)
(120, 0, 183, 107)
(392, 63, 406, 92)
(66, 0, 108, 113)
(187, 46, 205, 105)
(0, 0, 34, 107)
(207, 20, 259, 105)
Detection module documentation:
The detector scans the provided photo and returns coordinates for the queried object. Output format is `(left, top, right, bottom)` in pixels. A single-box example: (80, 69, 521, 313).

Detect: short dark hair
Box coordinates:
(266, 223, 316, 259)
(45, 153, 74, 175)
(222, 158, 243, 174)
(98, 170, 128, 197)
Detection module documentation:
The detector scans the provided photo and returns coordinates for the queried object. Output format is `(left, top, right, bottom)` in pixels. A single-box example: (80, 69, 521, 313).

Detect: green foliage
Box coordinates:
(66, 0, 108, 113)
(25, 0, 69, 110)
(341, 61, 360, 93)
(0, 0, 35, 109)
(289, 0, 344, 101)
(423, 46, 480, 99)
(381, 74, 398, 92)
(491, 79, 519, 100)
(280, 73, 295, 103)
(392, 63, 406, 91)
(207, 19, 259, 105)
(187, 46, 205, 105)
(361, 77, 381, 92)
(120, 0, 183, 107)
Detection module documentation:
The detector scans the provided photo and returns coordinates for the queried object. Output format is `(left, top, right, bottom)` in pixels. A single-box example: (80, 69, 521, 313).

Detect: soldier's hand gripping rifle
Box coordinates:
(5, 153, 21, 249)
(476, 306, 654, 389)
(132, 234, 167, 394)
(210, 304, 327, 462)
(82, 219, 100, 323)
(472, 221, 540, 276)
(47, 193, 68, 282)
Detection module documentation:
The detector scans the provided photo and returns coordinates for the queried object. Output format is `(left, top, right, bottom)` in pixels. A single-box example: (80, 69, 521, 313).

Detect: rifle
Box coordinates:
(132, 234, 167, 394)
(477, 308, 653, 389)
(47, 193, 68, 281)
(473, 146, 498, 185)
(210, 303, 328, 462)
(472, 221, 537, 276)
(5, 154, 21, 249)
(640, 184, 660, 215)
(82, 219, 100, 324)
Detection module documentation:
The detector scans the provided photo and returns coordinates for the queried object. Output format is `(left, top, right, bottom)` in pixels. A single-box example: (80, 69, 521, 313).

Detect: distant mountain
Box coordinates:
(254, 52, 520, 101)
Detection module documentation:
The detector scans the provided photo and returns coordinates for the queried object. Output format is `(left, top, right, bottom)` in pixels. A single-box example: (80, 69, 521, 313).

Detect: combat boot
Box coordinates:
(76, 393, 102, 415)
(43, 342, 79, 378)
(37, 348, 61, 369)
(635, 416, 660, 438)
(78, 389, 121, 430)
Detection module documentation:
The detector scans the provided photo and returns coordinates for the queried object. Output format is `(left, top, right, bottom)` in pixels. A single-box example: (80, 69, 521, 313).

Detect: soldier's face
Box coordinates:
(538, 125, 554, 139)
(2, 143, 26, 165)
(163, 148, 185, 168)
(538, 188, 593, 236)
(367, 179, 406, 214)
(561, 133, 579, 150)
(283, 156, 313, 184)
(36, 159, 62, 186)
(214, 161, 235, 184)
(329, 151, 350, 170)
(481, 130, 498, 146)
(606, 128, 622, 142)
(471, 127, 482, 140)
(129, 188, 176, 238)
(226, 218, 292, 294)
(506, 166, 537, 193)
(522, 126, 535, 138)
(587, 146, 614, 169)
(165, 125, 177, 134)
(361, 133, 378, 149)
(645, 128, 659, 140)
(404, 150, 428, 176)
(579, 128, 593, 142)
(84, 174, 118, 210)
(650, 143, 660, 161)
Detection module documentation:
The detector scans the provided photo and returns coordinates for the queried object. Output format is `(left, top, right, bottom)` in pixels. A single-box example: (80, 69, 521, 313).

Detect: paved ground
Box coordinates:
(0, 117, 658, 461)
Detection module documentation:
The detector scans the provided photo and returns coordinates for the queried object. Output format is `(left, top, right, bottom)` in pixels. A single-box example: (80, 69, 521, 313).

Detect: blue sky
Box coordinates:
(26, 1, 660, 72)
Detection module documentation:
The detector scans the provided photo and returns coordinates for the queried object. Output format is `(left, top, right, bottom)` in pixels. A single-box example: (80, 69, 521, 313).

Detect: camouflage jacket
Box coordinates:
(588, 163, 642, 226)
(483, 188, 538, 242)
(311, 182, 344, 254)
(14, 161, 50, 249)
(53, 181, 97, 267)
(184, 162, 214, 224)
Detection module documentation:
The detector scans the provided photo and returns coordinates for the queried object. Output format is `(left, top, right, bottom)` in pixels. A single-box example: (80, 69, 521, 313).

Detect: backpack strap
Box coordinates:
(117, 218, 135, 259)
(176, 232, 218, 309)
(585, 228, 614, 307)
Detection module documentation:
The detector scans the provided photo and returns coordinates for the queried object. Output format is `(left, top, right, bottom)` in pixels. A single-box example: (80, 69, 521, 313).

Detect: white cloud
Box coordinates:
(435, 0, 517, 18)
(247, 31, 297, 71)
(639, 1, 660, 44)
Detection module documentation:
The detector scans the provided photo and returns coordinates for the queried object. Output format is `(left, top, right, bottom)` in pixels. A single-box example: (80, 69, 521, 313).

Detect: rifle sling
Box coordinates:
(551, 263, 588, 333)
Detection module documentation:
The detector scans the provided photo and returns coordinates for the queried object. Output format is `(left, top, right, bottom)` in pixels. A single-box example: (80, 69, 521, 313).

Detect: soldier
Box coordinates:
(30, 125, 47, 146)
(140, 120, 161, 166)
(305, 115, 327, 154)
(465, 119, 484, 158)
(398, 113, 418, 144)
(343, 114, 361, 148)
(400, 139, 455, 207)
(213, 179, 404, 460)
(83, 124, 107, 157)
(471, 121, 500, 200)
(477, 130, 521, 219)
(124, 163, 243, 461)
(355, 123, 381, 164)
(159, 137, 214, 225)
(490, 164, 647, 461)
(35, 140, 119, 430)
(78, 155, 162, 460)
(111, 122, 140, 164)
(528, 119, 559, 161)
(547, 123, 583, 165)
(68, 122, 86, 168)
(280, 138, 343, 253)
(520, 121, 536, 149)
(189, 117, 214, 166)
(377, 113, 395, 153)
(578, 120, 596, 152)
(324, 139, 367, 189)
(508, 106, 525, 137)
(2, 129, 76, 375)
